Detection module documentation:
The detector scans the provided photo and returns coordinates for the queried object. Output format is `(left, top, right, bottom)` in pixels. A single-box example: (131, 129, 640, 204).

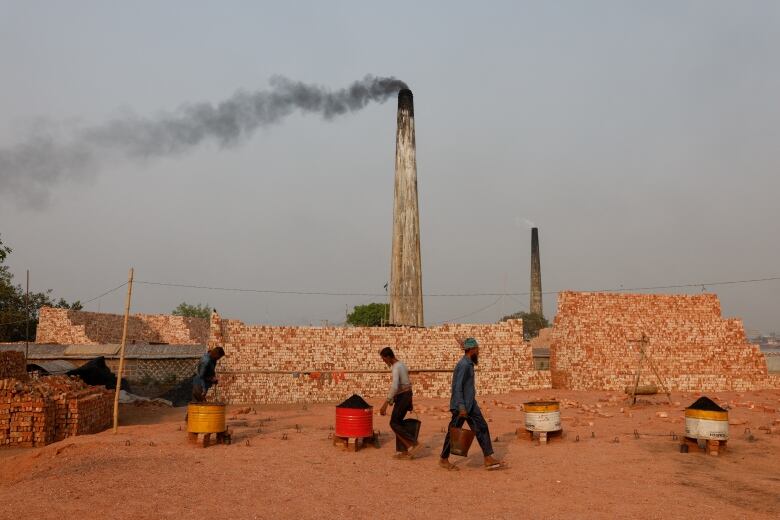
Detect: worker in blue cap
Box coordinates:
(439, 337, 504, 471)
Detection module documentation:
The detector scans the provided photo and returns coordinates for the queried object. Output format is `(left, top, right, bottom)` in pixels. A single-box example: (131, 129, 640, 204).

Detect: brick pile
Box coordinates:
(209, 312, 551, 404)
(0, 375, 112, 448)
(0, 351, 27, 380)
(549, 292, 773, 392)
(36, 307, 208, 345)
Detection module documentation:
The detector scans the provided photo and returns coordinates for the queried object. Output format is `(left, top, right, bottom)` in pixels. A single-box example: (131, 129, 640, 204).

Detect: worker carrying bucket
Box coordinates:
(379, 347, 421, 459)
(439, 337, 505, 471)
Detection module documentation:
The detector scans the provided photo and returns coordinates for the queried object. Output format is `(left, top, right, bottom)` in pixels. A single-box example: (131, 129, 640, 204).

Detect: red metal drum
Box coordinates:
(335, 406, 374, 437)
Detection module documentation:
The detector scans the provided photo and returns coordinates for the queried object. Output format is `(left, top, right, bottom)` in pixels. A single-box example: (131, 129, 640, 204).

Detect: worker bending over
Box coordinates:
(192, 347, 225, 402)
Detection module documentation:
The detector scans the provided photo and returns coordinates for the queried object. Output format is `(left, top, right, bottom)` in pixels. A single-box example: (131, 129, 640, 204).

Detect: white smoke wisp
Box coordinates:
(0, 75, 408, 207)
(514, 217, 536, 229)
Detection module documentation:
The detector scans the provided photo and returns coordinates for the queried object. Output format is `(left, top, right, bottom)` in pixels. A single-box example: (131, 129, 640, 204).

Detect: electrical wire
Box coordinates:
(434, 295, 505, 325)
(135, 275, 780, 299)
(0, 281, 127, 327)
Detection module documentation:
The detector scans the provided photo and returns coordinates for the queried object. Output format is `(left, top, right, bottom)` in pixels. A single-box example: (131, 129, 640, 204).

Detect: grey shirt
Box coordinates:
(449, 355, 477, 413)
(387, 360, 412, 402)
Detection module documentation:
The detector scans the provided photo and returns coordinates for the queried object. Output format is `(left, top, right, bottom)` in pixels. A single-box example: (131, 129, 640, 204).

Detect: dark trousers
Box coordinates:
(192, 383, 206, 402)
(440, 406, 494, 458)
(389, 390, 416, 448)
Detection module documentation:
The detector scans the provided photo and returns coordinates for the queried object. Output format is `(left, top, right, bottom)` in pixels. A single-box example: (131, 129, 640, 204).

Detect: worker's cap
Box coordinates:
(462, 337, 478, 350)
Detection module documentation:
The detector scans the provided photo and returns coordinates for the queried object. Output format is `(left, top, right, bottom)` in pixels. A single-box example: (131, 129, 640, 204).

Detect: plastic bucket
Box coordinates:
(449, 426, 475, 457)
(395, 418, 422, 451)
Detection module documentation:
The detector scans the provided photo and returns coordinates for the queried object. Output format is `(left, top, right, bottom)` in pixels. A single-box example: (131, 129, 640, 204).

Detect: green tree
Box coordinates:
(172, 302, 212, 319)
(0, 234, 82, 342)
(500, 311, 549, 340)
(347, 303, 389, 327)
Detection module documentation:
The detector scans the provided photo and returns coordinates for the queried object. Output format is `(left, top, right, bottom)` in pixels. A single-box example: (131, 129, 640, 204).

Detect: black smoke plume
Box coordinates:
(0, 75, 408, 207)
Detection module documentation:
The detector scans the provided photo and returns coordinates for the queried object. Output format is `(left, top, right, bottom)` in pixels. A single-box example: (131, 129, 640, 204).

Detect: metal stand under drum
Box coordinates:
(680, 436, 726, 457)
(186, 402, 231, 448)
(517, 428, 563, 445)
(332, 430, 381, 452)
(187, 429, 232, 448)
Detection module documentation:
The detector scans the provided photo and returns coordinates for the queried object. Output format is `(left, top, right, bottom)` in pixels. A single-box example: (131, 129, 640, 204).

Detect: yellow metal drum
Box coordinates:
(684, 408, 728, 440)
(187, 403, 226, 433)
(524, 401, 562, 432)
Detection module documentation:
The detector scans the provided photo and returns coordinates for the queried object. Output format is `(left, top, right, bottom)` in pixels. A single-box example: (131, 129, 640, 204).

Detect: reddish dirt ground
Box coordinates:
(1, 389, 779, 520)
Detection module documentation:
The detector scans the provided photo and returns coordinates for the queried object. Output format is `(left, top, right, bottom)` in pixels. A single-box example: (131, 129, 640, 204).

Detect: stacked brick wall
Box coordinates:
(0, 376, 112, 448)
(0, 351, 26, 380)
(550, 292, 772, 392)
(209, 312, 551, 404)
(35, 307, 208, 345)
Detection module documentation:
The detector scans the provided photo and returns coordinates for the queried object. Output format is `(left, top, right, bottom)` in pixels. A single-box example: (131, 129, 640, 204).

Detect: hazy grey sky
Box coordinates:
(1, 1, 778, 333)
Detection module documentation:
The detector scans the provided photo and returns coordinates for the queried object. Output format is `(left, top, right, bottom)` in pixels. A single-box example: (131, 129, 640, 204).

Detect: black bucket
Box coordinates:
(395, 418, 422, 451)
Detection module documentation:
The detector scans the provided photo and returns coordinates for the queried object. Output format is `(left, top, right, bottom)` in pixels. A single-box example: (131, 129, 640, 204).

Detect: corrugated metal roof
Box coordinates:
(27, 360, 78, 374)
(64, 344, 121, 356)
(0, 343, 205, 359)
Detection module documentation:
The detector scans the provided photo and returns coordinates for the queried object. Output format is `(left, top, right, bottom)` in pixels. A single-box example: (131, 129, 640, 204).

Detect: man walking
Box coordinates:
(379, 347, 421, 459)
(439, 337, 504, 470)
(192, 347, 225, 402)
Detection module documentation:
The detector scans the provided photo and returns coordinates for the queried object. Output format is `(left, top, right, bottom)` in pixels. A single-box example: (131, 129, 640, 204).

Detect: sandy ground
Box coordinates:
(0, 389, 779, 520)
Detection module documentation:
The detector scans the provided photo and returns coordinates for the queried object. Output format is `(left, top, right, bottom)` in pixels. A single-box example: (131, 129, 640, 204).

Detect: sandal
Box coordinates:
(438, 459, 459, 471)
(407, 443, 422, 459)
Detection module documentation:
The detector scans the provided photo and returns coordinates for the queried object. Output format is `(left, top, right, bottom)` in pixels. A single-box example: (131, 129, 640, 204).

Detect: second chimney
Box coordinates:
(530, 227, 543, 316)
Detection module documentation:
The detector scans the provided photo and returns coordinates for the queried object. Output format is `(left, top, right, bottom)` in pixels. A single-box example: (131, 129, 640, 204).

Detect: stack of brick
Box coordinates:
(0, 378, 55, 447)
(35, 307, 208, 345)
(0, 376, 112, 448)
(549, 292, 773, 392)
(0, 351, 26, 380)
(209, 312, 551, 404)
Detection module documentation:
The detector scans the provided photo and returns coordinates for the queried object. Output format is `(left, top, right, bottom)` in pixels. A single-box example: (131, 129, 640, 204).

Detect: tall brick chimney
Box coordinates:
(530, 227, 543, 316)
(389, 89, 424, 326)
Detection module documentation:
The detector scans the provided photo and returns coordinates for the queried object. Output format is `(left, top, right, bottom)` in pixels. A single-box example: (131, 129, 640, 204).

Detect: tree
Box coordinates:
(0, 234, 82, 342)
(347, 303, 389, 327)
(499, 311, 549, 340)
(172, 302, 211, 319)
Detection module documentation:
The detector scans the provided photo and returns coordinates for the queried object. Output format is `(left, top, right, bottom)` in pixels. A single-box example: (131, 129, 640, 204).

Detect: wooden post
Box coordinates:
(112, 268, 134, 434)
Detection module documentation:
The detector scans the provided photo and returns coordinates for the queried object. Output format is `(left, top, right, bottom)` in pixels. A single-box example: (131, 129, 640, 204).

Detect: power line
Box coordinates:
(0, 281, 127, 327)
(135, 275, 780, 299)
(435, 295, 505, 325)
(80, 282, 128, 305)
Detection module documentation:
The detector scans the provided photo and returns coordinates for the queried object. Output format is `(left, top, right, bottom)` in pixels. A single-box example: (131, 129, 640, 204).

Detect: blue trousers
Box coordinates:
(440, 405, 494, 458)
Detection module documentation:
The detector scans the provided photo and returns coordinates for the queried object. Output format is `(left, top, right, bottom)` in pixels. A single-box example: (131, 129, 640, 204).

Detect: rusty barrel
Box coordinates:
(187, 402, 226, 434)
(335, 406, 373, 438)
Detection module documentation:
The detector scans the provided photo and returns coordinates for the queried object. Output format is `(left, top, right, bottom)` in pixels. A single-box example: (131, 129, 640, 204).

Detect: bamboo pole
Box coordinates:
(112, 268, 134, 434)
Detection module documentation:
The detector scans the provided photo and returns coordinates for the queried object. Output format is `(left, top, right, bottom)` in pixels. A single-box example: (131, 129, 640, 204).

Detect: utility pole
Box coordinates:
(112, 268, 134, 434)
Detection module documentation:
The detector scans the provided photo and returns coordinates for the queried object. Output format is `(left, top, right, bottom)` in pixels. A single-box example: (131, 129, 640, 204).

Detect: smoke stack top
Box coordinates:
(398, 88, 414, 116)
